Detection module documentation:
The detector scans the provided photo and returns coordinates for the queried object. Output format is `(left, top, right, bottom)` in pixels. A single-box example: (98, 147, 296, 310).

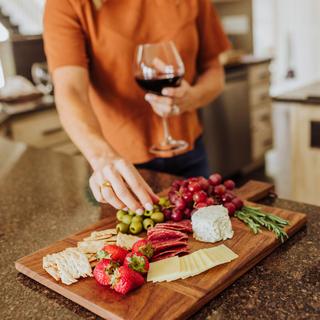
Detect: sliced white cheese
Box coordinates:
(204, 244, 239, 264)
(147, 256, 180, 282)
(179, 256, 190, 279)
(146, 245, 238, 283)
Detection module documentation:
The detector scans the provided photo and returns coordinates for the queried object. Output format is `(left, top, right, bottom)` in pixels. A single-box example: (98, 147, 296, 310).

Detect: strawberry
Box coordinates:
(132, 239, 154, 260)
(93, 259, 119, 286)
(123, 252, 150, 274)
(96, 245, 128, 264)
(111, 266, 145, 295)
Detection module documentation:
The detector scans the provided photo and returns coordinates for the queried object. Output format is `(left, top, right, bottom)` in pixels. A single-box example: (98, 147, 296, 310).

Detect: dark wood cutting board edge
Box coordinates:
(15, 181, 307, 320)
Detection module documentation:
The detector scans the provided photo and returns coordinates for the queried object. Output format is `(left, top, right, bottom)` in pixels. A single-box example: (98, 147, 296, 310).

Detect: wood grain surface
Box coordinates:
(15, 181, 307, 320)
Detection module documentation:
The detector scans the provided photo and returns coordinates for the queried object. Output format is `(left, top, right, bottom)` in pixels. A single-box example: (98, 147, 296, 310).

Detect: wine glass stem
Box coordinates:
(161, 117, 173, 145)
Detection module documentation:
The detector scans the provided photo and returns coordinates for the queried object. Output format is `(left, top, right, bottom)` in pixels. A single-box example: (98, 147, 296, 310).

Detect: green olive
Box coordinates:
(121, 214, 132, 225)
(151, 211, 165, 223)
(143, 218, 155, 230)
(116, 222, 129, 234)
(159, 197, 170, 207)
(129, 221, 143, 234)
(131, 215, 143, 223)
(153, 204, 160, 212)
(144, 210, 153, 217)
(116, 209, 127, 222)
(128, 209, 136, 216)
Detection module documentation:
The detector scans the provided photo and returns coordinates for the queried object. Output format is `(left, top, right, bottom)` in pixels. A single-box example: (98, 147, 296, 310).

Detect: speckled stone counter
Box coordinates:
(0, 138, 319, 320)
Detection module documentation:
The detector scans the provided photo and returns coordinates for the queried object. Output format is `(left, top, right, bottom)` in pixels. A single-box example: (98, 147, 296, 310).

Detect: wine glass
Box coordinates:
(31, 62, 53, 96)
(134, 41, 189, 155)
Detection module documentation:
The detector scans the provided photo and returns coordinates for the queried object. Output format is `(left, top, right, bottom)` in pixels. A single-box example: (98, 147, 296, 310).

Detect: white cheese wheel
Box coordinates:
(191, 205, 234, 243)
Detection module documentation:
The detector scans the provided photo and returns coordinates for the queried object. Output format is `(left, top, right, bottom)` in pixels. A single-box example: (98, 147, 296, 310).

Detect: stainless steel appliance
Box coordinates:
(200, 66, 251, 177)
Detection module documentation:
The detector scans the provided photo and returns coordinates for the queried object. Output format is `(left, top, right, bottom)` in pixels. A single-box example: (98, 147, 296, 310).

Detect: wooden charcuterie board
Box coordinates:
(15, 181, 307, 320)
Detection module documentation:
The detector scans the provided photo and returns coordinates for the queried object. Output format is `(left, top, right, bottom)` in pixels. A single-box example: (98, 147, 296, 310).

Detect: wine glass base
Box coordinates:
(149, 140, 189, 156)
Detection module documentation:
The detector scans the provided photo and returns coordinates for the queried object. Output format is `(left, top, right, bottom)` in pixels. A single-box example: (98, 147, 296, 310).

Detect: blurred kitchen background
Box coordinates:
(0, 0, 320, 206)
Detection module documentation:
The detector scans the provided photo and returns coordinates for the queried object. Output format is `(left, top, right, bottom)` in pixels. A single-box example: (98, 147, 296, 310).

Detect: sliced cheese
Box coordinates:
(197, 250, 215, 269)
(204, 244, 238, 265)
(147, 256, 180, 282)
(146, 245, 238, 283)
(179, 256, 190, 279)
(189, 252, 208, 274)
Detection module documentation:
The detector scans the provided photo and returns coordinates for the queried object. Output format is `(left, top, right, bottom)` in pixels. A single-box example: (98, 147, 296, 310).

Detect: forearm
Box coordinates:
(192, 59, 225, 109)
(55, 88, 118, 170)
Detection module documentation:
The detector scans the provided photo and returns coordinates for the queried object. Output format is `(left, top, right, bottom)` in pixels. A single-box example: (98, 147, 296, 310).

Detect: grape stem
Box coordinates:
(235, 206, 289, 242)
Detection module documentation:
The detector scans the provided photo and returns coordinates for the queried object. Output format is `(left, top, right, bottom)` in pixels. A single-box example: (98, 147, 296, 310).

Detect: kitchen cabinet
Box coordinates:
(272, 81, 320, 205)
(202, 58, 272, 177)
(248, 61, 273, 161)
(290, 106, 320, 204)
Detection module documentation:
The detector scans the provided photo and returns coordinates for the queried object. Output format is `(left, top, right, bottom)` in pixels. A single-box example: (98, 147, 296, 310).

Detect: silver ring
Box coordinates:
(171, 105, 180, 115)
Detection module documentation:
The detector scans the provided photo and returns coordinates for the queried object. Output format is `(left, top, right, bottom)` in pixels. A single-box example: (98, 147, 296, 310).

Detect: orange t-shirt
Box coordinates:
(43, 0, 230, 164)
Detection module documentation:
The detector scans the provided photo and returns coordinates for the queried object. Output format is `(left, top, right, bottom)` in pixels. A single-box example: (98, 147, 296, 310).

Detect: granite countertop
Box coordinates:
(0, 137, 319, 320)
(272, 81, 320, 105)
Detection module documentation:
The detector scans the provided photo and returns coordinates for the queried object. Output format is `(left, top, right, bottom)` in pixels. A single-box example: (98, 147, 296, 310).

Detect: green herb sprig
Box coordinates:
(235, 206, 289, 242)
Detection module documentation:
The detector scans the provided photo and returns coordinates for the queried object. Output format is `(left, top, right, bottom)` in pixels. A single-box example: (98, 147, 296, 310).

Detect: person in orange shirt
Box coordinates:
(43, 0, 230, 214)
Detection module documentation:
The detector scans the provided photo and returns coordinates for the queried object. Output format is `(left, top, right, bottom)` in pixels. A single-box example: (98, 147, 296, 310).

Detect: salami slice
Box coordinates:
(152, 240, 188, 254)
(150, 235, 188, 245)
(147, 229, 188, 242)
(153, 225, 192, 234)
(151, 246, 189, 262)
(154, 220, 192, 233)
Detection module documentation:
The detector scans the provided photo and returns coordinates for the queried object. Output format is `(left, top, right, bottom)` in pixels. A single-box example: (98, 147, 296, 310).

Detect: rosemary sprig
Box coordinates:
(235, 206, 289, 242)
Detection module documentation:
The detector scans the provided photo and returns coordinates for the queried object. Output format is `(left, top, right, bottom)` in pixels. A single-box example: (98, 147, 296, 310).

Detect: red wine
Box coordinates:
(135, 75, 183, 95)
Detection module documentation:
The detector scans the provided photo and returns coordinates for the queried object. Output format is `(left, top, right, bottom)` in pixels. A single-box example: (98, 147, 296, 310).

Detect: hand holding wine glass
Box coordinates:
(145, 79, 199, 117)
(134, 41, 189, 155)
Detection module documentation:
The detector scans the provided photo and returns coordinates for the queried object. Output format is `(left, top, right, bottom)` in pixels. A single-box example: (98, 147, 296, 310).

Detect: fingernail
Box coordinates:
(162, 89, 168, 95)
(145, 203, 153, 211)
(136, 208, 144, 216)
(123, 207, 128, 211)
(145, 94, 151, 101)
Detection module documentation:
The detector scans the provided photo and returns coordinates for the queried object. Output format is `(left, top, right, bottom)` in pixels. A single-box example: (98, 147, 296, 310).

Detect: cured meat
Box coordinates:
(147, 229, 188, 242)
(149, 235, 187, 245)
(154, 220, 192, 233)
(152, 240, 188, 254)
(152, 246, 189, 262)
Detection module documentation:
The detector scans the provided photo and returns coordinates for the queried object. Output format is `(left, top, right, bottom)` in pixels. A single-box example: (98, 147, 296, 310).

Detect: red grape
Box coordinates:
(163, 208, 172, 221)
(179, 187, 189, 194)
(171, 208, 183, 222)
(168, 191, 179, 203)
(193, 190, 207, 203)
(195, 202, 207, 209)
(209, 173, 222, 186)
(172, 179, 183, 188)
(207, 185, 214, 196)
(174, 198, 187, 210)
(222, 192, 234, 203)
(214, 184, 226, 195)
(206, 197, 215, 206)
(181, 180, 189, 188)
(183, 208, 192, 219)
(224, 202, 236, 216)
(182, 191, 193, 203)
(224, 179, 236, 190)
(198, 177, 210, 191)
(188, 182, 201, 193)
(232, 197, 244, 209)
